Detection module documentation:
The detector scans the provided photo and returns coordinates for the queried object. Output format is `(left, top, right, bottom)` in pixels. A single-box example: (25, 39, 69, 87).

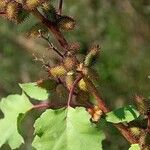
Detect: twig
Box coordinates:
(32, 53, 50, 69)
(58, 0, 63, 15)
(38, 30, 64, 58)
(67, 74, 82, 107)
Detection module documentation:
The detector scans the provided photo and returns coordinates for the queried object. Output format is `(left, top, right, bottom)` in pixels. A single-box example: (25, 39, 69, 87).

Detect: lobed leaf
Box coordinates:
(0, 93, 33, 149)
(19, 82, 49, 101)
(129, 144, 140, 150)
(32, 107, 105, 150)
(105, 105, 139, 123)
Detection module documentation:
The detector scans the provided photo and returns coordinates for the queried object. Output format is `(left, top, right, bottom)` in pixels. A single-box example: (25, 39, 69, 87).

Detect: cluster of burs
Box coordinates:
(0, 0, 101, 107)
(0, 0, 75, 31)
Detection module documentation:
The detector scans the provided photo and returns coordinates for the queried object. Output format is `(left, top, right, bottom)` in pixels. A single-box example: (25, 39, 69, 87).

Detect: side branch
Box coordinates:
(39, 31, 64, 58)
(31, 9, 69, 49)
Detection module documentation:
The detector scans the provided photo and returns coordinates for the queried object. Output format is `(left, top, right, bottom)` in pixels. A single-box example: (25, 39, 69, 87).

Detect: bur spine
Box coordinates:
(57, 16, 76, 31)
(24, 0, 46, 10)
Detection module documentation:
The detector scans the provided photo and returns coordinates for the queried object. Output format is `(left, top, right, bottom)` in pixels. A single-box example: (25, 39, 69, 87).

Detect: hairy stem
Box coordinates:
(32, 9, 69, 50)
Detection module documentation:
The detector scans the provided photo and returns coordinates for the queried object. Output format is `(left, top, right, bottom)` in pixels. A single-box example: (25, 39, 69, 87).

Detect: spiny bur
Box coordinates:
(6, 2, 20, 22)
(78, 79, 88, 91)
(65, 72, 74, 90)
(5, 1, 29, 23)
(57, 16, 76, 31)
(23, 0, 47, 10)
(49, 65, 67, 77)
(84, 45, 100, 67)
(63, 56, 76, 71)
(135, 96, 150, 115)
(129, 127, 142, 138)
(67, 42, 80, 53)
(0, 0, 7, 10)
(42, 2, 57, 22)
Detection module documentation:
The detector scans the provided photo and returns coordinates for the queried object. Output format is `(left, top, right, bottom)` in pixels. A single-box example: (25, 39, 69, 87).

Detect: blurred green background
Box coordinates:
(0, 0, 150, 149)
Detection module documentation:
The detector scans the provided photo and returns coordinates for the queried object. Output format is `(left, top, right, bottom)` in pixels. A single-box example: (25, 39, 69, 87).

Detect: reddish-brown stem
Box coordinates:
(32, 9, 69, 50)
(32, 102, 68, 110)
(67, 74, 82, 107)
(147, 113, 150, 133)
(32, 102, 50, 109)
(0, 12, 5, 14)
(83, 76, 109, 113)
(58, 0, 63, 15)
(0, 12, 6, 17)
(114, 123, 139, 143)
(32, 101, 92, 110)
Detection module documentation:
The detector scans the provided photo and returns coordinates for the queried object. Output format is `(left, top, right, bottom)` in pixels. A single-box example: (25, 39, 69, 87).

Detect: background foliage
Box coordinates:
(0, 0, 149, 149)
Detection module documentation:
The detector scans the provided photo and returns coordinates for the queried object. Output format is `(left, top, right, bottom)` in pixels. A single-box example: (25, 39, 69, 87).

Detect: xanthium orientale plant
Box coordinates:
(0, 0, 150, 150)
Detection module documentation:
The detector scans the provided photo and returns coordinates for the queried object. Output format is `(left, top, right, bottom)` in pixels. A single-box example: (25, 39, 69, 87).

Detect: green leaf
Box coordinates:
(129, 144, 140, 150)
(19, 82, 49, 101)
(105, 105, 139, 123)
(0, 93, 33, 149)
(32, 107, 105, 150)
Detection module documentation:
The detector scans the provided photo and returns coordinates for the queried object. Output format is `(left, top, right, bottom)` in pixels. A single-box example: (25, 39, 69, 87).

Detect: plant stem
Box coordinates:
(0, 11, 5, 14)
(114, 123, 139, 143)
(83, 76, 109, 113)
(58, 0, 63, 15)
(32, 102, 50, 109)
(32, 9, 69, 50)
(147, 113, 150, 133)
(67, 74, 82, 107)
(32, 101, 91, 110)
